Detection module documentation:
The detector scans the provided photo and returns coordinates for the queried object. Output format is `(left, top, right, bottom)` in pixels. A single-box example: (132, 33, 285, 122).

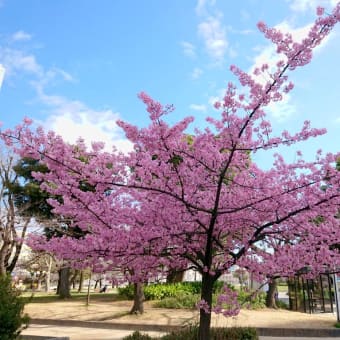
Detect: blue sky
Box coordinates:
(0, 0, 339, 168)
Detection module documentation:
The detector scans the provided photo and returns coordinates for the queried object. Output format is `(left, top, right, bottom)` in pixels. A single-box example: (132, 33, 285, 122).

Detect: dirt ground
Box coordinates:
(24, 298, 337, 330)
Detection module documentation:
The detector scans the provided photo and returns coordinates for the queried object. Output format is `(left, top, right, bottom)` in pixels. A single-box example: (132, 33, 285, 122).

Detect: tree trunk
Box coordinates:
(45, 255, 52, 292)
(266, 278, 278, 309)
(69, 269, 78, 290)
(129, 282, 144, 314)
(94, 279, 99, 290)
(58, 267, 71, 298)
(166, 269, 184, 283)
(78, 270, 84, 293)
(6, 218, 30, 273)
(0, 242, 10, 276)
(198, 272, 214, 340)
(86, 272, 91, 306)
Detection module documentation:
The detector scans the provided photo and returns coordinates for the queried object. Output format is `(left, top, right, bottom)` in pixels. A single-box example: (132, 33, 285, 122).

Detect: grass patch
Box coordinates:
(153, 292, 200, 309)
(277, 285, 288, 293)
(21, 291, 122, 304)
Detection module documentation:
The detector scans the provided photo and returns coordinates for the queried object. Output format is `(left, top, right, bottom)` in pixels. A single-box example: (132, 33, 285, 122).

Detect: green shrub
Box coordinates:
(276, 299, 288, 309)
(122, 331, 153, 340)
(118, 281, 233, 301)
(123, 326, 258, 340)
(154, 292, 200, 309)
(237, 290, 266, 309)
(0, 275, 29, 340)
(162, 325, 258, 340)
(118, 284, 135, 299)
(144, 283, 183, 300)
(334, 321, 340, 329)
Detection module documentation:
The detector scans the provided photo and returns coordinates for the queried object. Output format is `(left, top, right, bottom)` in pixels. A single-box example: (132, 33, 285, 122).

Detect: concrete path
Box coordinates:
(22, 298, 340, 339)
(22, 324, 164, 339)
(22, 324, 338, 340)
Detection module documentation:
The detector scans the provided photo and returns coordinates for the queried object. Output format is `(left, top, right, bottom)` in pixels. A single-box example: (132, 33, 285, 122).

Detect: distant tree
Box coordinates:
(0, 152, 30, 276)
(19, 249, 56, 292)
(11, 157, 86, 298)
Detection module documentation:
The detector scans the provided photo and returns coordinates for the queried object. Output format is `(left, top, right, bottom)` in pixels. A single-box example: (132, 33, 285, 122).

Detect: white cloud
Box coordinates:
(198, 15, 228, 64)
(0, 32, 130, 153)
(0, 47, 42, 77)
(276, 21, 312, 43)
(248, 17, 337, 123)
(0, 45, 76, 90)
(227, 25, 254, 36)
(276, 20, 333, 54)
(56, 68, 74, 82)
(208, 95, 223, 108)
(191, 67, 203, 79)
(12, 30, 32, 42)
(36, 88, 132, 153)
(250, 21, 314, 81)
(189, 103, 207, 112)
(181, 41, 196, 58)
(267, 94, 296, 122)
(195, 0, 216, 16)
(0, 64, 5, 89)
(287, 0, 338, 13)
(250, 20, 332, 80)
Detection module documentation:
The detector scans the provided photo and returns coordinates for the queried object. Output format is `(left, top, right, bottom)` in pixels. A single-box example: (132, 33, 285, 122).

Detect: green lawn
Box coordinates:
(277, 285, 288, 293)
(21, 291, 122, 303)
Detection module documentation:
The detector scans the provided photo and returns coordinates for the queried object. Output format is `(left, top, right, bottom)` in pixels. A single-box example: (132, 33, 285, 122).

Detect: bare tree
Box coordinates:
(0, 152, 30, 276)
(18, 249, 56, 291)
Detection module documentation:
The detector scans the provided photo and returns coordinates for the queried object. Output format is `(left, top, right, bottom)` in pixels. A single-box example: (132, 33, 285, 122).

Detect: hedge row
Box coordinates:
(118, 281, 224, 300)
(118, 281, 266, 310)
(123, 326, 258, 340)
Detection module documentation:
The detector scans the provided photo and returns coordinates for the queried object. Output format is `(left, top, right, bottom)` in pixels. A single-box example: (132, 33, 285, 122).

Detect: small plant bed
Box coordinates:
(0, 275, 29, 340)
(118, 282, 266, 310)
(123, 326, 258, 340)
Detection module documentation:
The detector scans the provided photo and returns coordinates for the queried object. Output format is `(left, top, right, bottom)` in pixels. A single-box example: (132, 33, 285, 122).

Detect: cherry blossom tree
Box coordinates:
(2, 5, 340, 339)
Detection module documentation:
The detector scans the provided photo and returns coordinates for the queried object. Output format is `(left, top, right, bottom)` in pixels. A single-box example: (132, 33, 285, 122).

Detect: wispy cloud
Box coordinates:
(189, 103, 207, 112)
(0, 64, 5, 89)
(181, 41, 196, 58)
(287, 0, 338, 13)
(195, 0, 216, 16)
(0, 32, 129, 152)
(208, 96, 220, 107)
(248, 21, 318, 123)
(227, 25, 254, 36)
(11, 30, 32, 42)
(267, 94, 296, 122)
(0, 45, 76, 95)
(250, 20, 332, 79)
(195, 0, 229, 65)
(191, 67, 203, 79)
(0, 47, 42, 77)
(198, 15, 228, 64)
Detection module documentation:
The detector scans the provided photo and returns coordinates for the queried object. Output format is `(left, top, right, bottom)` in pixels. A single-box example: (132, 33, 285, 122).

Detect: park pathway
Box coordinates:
(22, 298, 340, 339)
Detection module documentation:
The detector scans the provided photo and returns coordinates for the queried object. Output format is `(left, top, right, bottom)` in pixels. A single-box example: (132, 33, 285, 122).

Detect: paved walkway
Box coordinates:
(21, 298, 340, 339)
(21, 324, 338, 340)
